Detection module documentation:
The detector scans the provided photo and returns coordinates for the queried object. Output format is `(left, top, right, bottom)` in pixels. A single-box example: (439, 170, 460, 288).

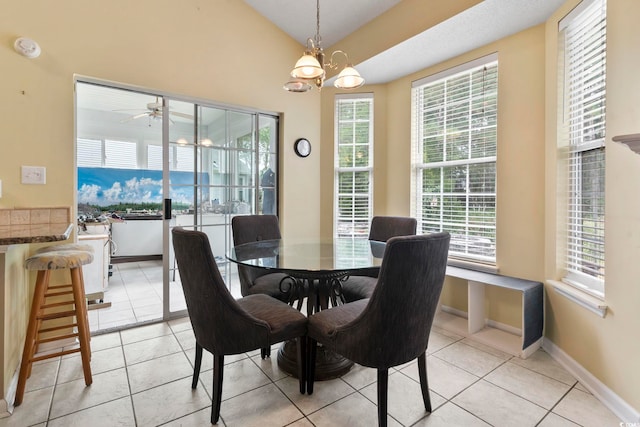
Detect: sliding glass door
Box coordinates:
(75, 80, 279, 329)
(165, 102, 279, 315)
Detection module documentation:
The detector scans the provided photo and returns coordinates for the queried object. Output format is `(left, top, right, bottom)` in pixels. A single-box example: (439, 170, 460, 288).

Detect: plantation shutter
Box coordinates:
(77, 138, 102, 167)
(104, 140, 137, 169)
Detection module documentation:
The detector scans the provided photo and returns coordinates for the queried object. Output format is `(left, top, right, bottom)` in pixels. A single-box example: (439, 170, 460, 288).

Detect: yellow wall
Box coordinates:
(0, 248, 30, 396)
(319, 0, 639, 412)
(321, 26, 547, 326)
(2, 0, 639, 414)
(0, 0, 321, 399)
(0, 0, 321, 238)
(544, 0, 640, 412)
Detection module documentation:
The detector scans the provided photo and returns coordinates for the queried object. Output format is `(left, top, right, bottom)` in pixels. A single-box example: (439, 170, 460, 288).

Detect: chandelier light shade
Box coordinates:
(284, 0, 365, 92)
(334, 65, 365, 89)
(283, 78, 314, 92)
(291, 54, 324, 79)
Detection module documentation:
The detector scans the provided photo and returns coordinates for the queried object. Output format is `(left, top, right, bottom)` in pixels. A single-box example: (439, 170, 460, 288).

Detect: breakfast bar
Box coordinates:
(0, 207, 72, 413)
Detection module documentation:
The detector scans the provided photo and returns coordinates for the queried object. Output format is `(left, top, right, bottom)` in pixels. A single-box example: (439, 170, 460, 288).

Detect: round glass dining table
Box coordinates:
(227, 237, 386, 378)
(228, 237, 385, 275)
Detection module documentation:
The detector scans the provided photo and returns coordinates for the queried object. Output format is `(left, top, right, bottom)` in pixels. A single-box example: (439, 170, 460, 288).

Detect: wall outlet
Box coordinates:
(21, 166, 46, 185)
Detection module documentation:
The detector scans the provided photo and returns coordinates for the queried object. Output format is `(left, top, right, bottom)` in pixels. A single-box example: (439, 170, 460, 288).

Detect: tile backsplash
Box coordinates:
(0, 207, 70, 226)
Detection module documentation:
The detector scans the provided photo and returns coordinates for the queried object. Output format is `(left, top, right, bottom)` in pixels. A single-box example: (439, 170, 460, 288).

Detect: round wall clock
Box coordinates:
(294, 138, 311, 158)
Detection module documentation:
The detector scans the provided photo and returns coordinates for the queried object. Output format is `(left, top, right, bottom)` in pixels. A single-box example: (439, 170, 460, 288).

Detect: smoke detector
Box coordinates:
(14, 37, 41, 58)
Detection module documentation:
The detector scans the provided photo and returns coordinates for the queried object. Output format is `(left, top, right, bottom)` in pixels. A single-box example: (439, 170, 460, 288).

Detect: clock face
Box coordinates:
(294, 138, 311, 157)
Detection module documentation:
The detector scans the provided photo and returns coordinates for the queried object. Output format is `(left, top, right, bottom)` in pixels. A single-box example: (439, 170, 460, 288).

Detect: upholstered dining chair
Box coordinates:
(232, 215, 309, 358)
(172, 227, 308, 424)
(341, 216, 417, 302)
(231, 215, 291, 302)
(307, 232, 450, 427)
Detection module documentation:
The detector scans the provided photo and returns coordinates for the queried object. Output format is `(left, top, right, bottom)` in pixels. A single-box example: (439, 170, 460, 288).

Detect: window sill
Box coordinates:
(547, 280, 608, 318)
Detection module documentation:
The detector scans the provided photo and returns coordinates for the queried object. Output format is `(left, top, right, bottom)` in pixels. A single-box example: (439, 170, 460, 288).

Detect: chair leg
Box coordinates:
(377, 368, 389, 427)
(417, 353, 431, 412)
(76, 267, 92, 353)
(307, 337, 317, 395)
(296, 337, 306, 394)
(192, 343, 203, 389)
(15, 270, 49, 406)
(211, 355, 224, 424)
(261, 347, 271, 359)
(70, 267, 92, 386)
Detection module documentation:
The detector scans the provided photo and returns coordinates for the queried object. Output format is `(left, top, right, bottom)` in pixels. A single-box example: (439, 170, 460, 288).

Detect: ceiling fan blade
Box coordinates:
(169, 111, 194, 120)
(119, 112, 150, 123)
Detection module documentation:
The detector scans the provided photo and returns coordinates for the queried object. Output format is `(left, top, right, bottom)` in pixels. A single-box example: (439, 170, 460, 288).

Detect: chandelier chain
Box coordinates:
(283, 0, 364, 92)
(316, 0, 321, 45)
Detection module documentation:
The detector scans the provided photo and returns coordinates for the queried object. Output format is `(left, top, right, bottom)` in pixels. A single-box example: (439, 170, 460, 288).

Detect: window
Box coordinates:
(77, 138, 138, 169)
(334, 94, 374, 238)
(411, 54, 498, 265)
(559, 0, 606, 296)
(175, 145, 196, 172)
(105, 140, 137, 169)
(77, 138, 102, 167)
(147, 144, 163, 170)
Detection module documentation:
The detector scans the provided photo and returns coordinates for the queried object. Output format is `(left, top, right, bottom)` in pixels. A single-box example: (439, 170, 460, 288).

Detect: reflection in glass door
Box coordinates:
(75, 80, 279, 330)
(164, 101, 279, 317)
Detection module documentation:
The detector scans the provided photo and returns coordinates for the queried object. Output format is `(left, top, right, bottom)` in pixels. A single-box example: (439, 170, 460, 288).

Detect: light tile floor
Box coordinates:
(88, 260, 242, 332)
(14, 260, 622, 426)
(4, 320, 621, 426)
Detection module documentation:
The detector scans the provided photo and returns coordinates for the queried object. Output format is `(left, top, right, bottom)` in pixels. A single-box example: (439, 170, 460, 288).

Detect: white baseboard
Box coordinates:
(543, 339, 640, 423)
(0, 400, 9, 419)
(440, 305, 468, 319)
(440, 305, 523, 336)
(0, 338, 76, 419)
(0, 367, 17, 418)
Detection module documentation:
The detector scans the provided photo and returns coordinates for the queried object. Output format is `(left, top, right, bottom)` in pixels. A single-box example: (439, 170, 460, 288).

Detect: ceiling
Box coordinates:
(78, 0, 567, 118)
(243, 0, 566, 85)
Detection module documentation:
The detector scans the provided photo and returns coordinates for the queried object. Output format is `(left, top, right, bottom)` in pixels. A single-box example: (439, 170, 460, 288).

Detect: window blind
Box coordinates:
(104, 140, 137, 169)
(77, 138, 102, 167)
(411, 54, 498, 263)
(560, 0, 606, 295)
(147, 144, 163, 170)
(175, 146, 196, 172)
(147, 144, 175, 170)
(334, 94, 373, 238)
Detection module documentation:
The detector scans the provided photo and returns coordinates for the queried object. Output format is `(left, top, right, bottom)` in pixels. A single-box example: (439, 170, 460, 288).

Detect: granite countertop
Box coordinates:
(0, 207, 73, 246)
(0, 223, 73, 245)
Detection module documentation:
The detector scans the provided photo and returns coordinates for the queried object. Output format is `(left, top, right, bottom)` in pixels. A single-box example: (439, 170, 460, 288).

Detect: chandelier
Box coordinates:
(283, 0, 365, 92)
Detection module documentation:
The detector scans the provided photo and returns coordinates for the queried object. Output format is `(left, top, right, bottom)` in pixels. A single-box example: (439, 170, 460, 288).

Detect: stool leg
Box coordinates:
(70, 267, 92, 386)
(15, 270, 50, 406)
(76, 267, 92, 355)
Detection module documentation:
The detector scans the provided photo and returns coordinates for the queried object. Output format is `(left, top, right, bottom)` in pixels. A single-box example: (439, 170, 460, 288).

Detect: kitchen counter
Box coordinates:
(0, 207, 72, 413)
(0, 207, 72, 247)
(0, 223, 73, 246)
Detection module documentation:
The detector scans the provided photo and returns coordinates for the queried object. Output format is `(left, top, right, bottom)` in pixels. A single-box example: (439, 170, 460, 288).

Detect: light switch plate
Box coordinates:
(21, 166, 46, 185)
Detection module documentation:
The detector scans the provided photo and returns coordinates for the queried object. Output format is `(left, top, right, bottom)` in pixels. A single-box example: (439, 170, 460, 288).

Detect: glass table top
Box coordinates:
(227, 237, 385, 275)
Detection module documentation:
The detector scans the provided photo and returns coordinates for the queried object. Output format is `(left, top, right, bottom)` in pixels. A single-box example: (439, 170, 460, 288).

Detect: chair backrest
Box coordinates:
(232, 215, 281, 245)
(369, 216, 417, 242)
(231, 215, 282, 296)
(172, 227, 270, 355)
(333, 232, 450, 368)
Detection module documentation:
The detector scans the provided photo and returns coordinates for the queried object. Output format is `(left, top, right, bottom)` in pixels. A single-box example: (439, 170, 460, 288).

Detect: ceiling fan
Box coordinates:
(117, 97, 194, 124)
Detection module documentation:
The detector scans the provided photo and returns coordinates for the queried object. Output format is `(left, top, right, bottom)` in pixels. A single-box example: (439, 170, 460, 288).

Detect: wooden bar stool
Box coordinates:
(33, 243, 94, 254)
(33, 243, 95, 348)
(15, 249, 94, 406)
